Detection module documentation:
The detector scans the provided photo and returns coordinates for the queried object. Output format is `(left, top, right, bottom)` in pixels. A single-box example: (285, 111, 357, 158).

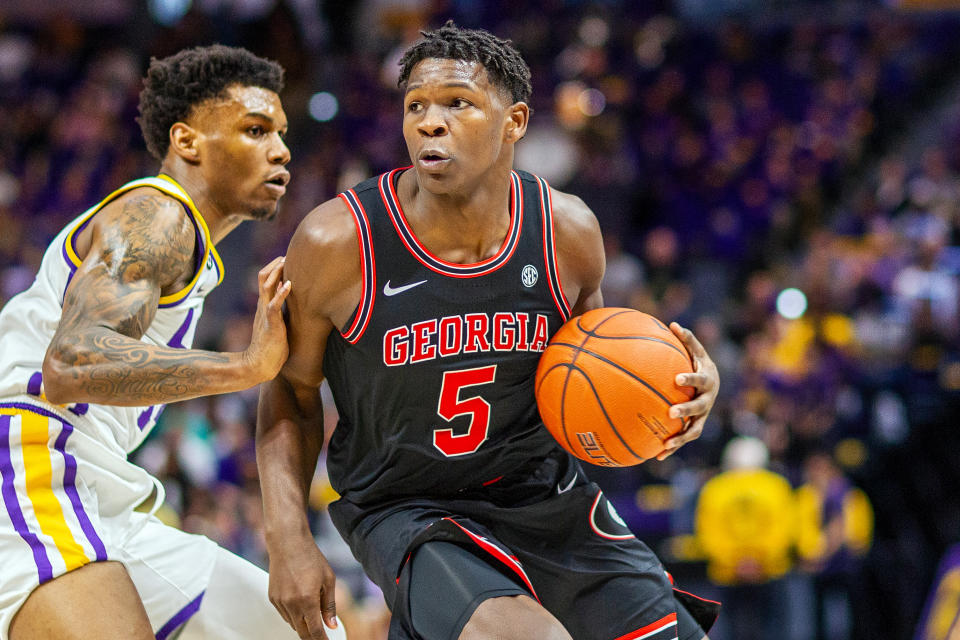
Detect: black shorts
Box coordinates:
(329, 451, 719, 640)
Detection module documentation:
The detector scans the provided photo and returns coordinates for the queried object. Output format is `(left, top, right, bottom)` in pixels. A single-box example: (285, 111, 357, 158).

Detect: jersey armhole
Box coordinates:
(59, 177, 219, 308)
(535, 176, 572, 320)
(338, 190, 376, 343)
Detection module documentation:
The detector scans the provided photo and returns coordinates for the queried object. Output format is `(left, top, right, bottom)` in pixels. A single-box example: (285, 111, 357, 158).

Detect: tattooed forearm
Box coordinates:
(46, 328, 242, 406)
(77, 331, 233, 405)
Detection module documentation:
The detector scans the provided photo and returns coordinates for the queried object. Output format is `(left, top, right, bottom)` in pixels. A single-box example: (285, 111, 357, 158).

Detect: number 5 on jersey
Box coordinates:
(433, 365, 497, 456)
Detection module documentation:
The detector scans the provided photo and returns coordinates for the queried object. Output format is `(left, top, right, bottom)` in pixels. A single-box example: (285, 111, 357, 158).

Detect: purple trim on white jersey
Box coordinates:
(155, 591, 205, 639)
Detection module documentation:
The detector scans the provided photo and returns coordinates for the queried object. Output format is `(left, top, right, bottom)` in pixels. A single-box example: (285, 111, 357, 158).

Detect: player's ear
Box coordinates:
(505, 101, 529, 143)
(169, 122, 201, 163)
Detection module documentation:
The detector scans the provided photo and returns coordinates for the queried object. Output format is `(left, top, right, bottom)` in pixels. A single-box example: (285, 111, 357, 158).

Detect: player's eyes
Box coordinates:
(248, 125, 264, 137)
(451, 98, 471, 108)
(407, 102, 423, 113)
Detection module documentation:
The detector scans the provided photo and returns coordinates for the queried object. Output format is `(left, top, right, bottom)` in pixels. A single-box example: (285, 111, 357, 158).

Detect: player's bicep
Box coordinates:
(280, 286, 333, 389)
(571, 286, 604, 316)
(279, 198, 362, 388)
(60, 259, 161, 342)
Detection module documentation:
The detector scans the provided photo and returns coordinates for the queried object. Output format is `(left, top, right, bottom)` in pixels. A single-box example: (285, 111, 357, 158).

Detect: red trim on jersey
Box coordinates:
(537, 177, 572, 319)
(337, 190, 376, 343)
(396, 551, 413, 585)
(616, 612, 678, 640)
(481, 475, 503, 486)
(379, 169, 524, 278)
(543, 182, 571, 316)
(442, 517, 540, 602)
(673, 586, 721, 608)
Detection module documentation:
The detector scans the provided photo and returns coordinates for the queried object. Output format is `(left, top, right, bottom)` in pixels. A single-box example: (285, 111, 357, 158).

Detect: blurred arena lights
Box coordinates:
(148, 0, 191, 26)
(577, 88, 606, 117)
(776, 287, 808, 320)
(578, 16, 610, 47)
(308, 92, 339, 122)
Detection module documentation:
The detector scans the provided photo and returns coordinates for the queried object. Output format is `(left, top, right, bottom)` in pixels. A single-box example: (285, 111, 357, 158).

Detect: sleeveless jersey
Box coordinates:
(323, 168, 573, 506)
(0, 175, 224, 455)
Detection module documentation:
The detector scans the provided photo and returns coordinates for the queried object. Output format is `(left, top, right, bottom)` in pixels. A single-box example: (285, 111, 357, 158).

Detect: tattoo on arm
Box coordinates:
(47, 194, 236, 406)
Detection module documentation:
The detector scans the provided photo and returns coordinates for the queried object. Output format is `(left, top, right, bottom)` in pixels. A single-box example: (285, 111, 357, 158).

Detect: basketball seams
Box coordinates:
(566, 367, 644, 463)
(535, 308, 693, 467)
(575, 309, 689, 360)
(555, 362, 580, 458)
(567, 334, 688, 357)
(540, 357, 643, 465)
(546, 341, 686, 410)
(575, 308, 634, 334)
(558, 320, 594, 459)
(538, 350, 647, 465)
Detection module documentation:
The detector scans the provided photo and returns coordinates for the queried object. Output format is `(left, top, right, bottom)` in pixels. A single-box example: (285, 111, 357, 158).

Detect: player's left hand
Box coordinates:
(658, 322, 719, 461)
(244, 255, 292, 384)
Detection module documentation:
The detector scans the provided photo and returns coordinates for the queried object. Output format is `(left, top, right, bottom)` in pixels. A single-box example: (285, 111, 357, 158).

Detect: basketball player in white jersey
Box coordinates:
(0, 45, 345, 640)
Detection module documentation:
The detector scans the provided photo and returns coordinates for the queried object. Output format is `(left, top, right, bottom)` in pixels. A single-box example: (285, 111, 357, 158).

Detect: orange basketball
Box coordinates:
(535, 308, 695, 466)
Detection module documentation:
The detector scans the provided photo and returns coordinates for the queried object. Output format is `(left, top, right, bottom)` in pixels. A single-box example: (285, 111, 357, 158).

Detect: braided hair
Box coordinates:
(398, 21, 532, 104)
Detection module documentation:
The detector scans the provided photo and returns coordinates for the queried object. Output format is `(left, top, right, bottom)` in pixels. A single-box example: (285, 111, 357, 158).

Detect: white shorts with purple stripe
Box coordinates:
(0, 401, 217, 639)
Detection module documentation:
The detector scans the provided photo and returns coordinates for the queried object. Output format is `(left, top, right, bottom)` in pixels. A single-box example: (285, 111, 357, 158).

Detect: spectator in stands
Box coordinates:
(796, 449, 874, 640)
(695, 436, 796, 640)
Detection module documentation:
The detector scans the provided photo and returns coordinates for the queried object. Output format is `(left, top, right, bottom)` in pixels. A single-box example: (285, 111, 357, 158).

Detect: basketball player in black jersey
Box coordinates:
(257, 22, 720, 640)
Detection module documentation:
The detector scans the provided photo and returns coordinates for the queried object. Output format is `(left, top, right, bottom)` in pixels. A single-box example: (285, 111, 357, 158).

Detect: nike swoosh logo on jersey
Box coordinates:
(557, 472, 578, 494)
(383, 279, 427, 296)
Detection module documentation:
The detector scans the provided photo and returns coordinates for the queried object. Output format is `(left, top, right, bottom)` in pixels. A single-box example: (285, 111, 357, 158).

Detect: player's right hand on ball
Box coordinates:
(244, 256, 292, 384)
(268, 538, 339, 639)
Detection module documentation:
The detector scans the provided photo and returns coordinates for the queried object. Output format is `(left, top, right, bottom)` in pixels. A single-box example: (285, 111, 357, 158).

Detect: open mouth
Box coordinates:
(263, 172, 290, 196)
(419, 152, 450, 167)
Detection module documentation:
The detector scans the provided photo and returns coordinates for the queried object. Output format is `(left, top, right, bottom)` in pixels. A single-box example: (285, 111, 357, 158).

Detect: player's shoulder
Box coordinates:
(285, 195, 361, 289)
(284, 194, 365, 320)
(516, 170, 598, 233)
(539, 182, 602, 247)
(290, 195, 357, 254)
(105, 185, 191, 218)
(88, 185, 197, 259)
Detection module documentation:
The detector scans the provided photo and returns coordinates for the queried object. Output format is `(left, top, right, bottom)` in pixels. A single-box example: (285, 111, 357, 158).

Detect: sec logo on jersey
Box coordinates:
(521, 264, 538, 287)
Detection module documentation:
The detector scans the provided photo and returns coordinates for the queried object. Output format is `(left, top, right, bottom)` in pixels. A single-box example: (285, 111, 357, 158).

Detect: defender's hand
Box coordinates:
(244, 256, 291, 383)
(269, 539, 339, 639)
(658, 322, 720, 460)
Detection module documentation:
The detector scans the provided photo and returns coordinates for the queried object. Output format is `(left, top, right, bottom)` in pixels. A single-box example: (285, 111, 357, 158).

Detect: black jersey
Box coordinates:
(322, 168, 573, 506)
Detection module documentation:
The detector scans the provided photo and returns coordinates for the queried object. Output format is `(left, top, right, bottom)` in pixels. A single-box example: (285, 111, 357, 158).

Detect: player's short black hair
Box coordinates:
(398, 21, 532, 104)
(138, 44, 284, 161)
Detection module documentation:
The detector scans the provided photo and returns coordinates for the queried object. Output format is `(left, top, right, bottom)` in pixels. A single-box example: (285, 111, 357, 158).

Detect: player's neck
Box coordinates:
(401, 166, 514, 258)
(405, 162, 513, 221)
(158, 163, 242, 245)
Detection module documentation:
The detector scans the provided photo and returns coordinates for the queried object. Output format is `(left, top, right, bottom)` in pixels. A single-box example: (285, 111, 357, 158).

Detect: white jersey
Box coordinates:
(0, 175, 224, 456)
(0, 177, 331, 640)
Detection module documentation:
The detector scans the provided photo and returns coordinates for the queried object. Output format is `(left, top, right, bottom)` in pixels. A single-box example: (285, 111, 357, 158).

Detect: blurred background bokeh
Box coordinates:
(2, 0, 960, 638)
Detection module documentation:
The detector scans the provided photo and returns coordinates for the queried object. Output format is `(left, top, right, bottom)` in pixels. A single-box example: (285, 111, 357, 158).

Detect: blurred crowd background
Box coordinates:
(2, 0, 960, 638)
